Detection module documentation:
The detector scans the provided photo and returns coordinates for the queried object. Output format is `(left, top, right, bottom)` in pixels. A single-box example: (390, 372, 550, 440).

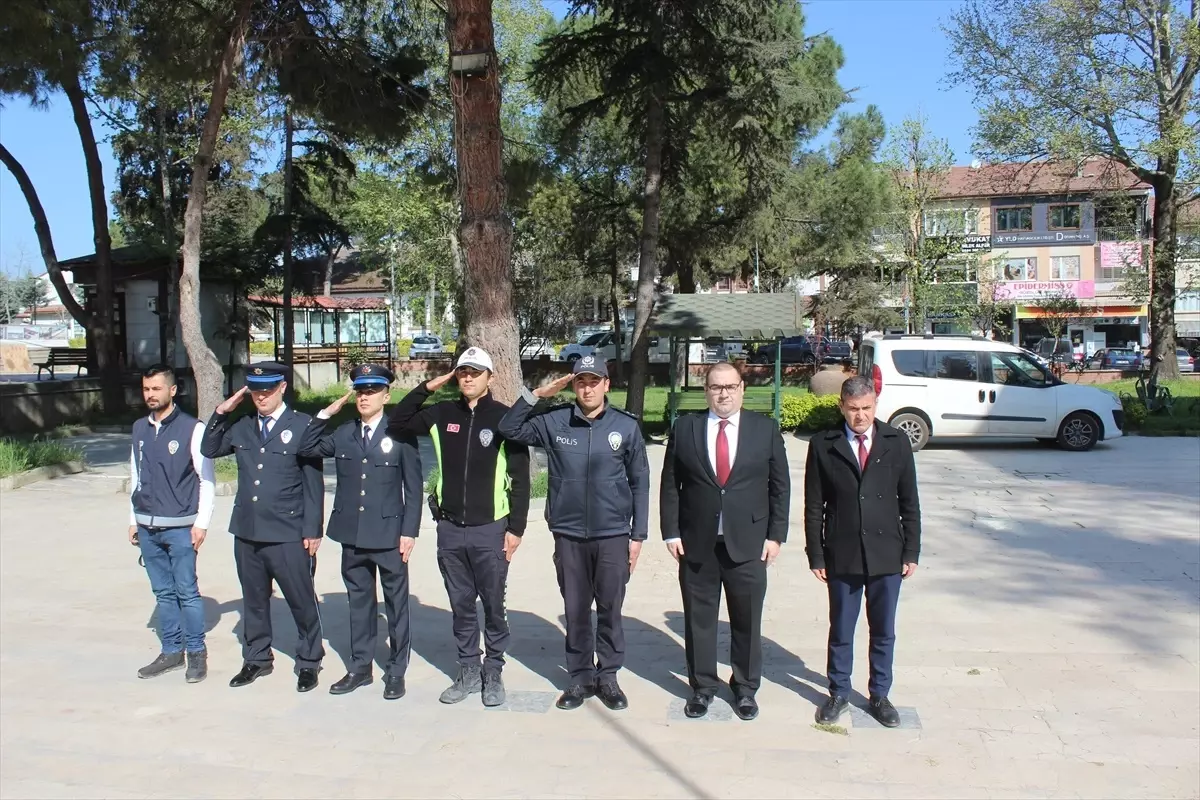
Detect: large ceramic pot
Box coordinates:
(809, 363, 850, 396)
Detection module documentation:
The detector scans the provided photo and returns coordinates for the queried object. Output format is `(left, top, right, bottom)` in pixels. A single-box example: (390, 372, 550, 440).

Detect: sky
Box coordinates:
(0, 0, 977, 275)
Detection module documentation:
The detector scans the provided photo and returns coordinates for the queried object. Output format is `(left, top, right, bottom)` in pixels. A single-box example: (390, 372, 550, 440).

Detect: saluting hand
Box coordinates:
(321, 390, 354, 417)
(426, 371, 456, 391)
(533, 373, 573, 399)
(399, 536, 416, 563)
(215, 386, 248, 415)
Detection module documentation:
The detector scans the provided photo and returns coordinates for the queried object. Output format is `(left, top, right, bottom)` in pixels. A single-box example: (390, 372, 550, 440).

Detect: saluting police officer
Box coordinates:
(298, 364, 422, 700)
(387, 346, 530, 708)
(201, 362, 326, 692)
(499, 355, 649, 712)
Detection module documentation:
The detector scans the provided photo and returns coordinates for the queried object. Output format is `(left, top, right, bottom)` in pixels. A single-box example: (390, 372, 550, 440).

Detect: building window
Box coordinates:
(1050, 255, 1081, 280)
(923, 208, 980, 237)
(995, 207, 1033, 232)
(1000, 257, 1037, 281)
(1049, 204, 1081, 230)
(936, 263, 977, 283)
(1095, 198, 1143, 240)
(1178, 292, 1200, 313)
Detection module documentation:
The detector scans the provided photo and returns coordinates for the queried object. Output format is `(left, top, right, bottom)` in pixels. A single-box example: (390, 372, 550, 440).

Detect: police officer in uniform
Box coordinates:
(201, 362, 326, 692)
(499, 355, 649, 711)
(129, 364, 216, 684)
(387, 347, 530, 707)
(298, 364, 422, 700)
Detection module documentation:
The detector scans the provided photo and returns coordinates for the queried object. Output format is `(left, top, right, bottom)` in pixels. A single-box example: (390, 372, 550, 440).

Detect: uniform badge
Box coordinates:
(608, 431, 622, 451)
(582, 355, 596, 367)
(447, 423, 461, 433)
(280, 429, 293, 444)
(167, 440, 180, 455)
(479, 428, 493, 447)
(380, 437, 392, 453)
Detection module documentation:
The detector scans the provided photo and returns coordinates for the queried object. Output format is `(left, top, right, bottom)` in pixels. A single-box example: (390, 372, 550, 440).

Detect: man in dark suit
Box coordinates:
(660, 362, 791, 721)
(201, 362, 326, 692)
(299, 364, 423, 700)
(804, 375, 921, 728)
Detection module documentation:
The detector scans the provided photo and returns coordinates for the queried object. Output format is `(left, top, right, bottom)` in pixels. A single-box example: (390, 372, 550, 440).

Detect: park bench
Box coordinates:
(668, 386, 777, 419)
(35, 348, 88, 380)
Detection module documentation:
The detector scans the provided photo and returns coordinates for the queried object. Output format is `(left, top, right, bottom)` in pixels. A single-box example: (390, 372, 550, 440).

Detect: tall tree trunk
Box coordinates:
(281, 104, 296, 387)
(610, 248, 624, 385)
(448, 0, 520, 404)
(449, 226, 467, 347)
(626, 88, 666, 420)
(155, 101, 179, 367)
(671, 251, 695, 388)
(179, 0, 253, 420)
(1149, 174, 1180, 380)
(63, 76, 122, 412)
(0, 145, 89, 327)
(322, 245, 337, 296)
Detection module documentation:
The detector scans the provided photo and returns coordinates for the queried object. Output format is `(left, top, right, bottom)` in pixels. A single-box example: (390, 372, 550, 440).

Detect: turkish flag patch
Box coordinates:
(446, 423, 461, 433)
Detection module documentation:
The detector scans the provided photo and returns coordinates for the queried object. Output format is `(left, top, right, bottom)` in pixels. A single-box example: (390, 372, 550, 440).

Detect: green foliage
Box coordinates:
(395, 338, 412, 359)
(530, 469, 549, 499)
(780, 394, 842, 431)
(424, 465, 439, 496)
(0, 437, 84, 477)
(0, 273, 47, 324)
(341, 343, 370, 371)
(250, 341, 274, 355)
(68, 336, 87, 349)
(1120, 395, 1149, 429)
(214, 456, 238, 482)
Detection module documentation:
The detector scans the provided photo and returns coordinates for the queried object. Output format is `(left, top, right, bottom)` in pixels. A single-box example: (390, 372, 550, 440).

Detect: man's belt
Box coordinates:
(134, 513, 198, 529)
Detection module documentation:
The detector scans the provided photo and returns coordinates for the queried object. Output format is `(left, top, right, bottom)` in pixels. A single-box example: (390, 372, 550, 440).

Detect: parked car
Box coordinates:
(559, 330, 672, 364)
(558, 332, 608, 362)
(1034, 337, 1083, 365)
(520, 338, 554, 359)
(1177, 347, 1197, 373)
(857, 334, 1124, 452)
(820, 340, 853, 364)
(408, 334, 445, 358)
(751, 336, 818, 365)
(1087, 348, 1142, 370)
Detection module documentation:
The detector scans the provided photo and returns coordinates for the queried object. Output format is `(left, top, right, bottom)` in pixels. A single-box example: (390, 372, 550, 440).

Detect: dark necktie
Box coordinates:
(856, 433, 869, 472)
(362, 425, 371, 449)
(715, 419, 731, 486)
(260, 416, 271, 442)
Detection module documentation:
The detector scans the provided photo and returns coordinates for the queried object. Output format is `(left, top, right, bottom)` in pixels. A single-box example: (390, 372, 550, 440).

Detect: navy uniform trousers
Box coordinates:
(826, 572, 902, 699)
(342, 544, 410, 677)
(234, 537, 324, 671)
(553, 533, 630, 686)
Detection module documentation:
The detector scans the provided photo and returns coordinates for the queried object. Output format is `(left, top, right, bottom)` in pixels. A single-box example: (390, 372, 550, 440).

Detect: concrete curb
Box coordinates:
(0, 460, 87, 491)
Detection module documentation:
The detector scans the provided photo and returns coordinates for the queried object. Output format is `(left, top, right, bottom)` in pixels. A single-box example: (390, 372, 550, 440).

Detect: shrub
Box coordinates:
(341, 343, 369, 372)
(396, 338, 412, 359)
(0, 437, 85, 477)
(530, 469, 548, 499)
(1120, 395, 1149, 430)
(67, 336, 87, 349)
(249, 341, 274, 355)
(214, 456, 238, 482)
(780, 393, 842, 431)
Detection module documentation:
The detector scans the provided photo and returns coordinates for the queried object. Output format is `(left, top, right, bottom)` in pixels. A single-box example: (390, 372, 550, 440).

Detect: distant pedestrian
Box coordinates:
(299, 364, 423, 700)
(499, 355, 649, 712)
(201, 362, 326, 693)
(805, 375, 922, 728)
(129, 365, 215, 683)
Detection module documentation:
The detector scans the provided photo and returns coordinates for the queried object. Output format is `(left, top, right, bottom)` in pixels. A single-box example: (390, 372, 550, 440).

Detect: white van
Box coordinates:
(558, 331, 677, 363)
(857, 334, 1124, 452)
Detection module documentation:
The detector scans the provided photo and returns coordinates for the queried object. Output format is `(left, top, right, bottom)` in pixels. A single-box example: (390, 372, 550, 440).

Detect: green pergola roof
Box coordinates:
(649, 292, 808, 339)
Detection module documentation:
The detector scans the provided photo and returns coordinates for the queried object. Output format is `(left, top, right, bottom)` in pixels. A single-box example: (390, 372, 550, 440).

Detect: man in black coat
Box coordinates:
(804, 375, 921, 728)
(201, 362, 326, 692)
(299, 364, 423, 700)
(660, 362, 791, 721)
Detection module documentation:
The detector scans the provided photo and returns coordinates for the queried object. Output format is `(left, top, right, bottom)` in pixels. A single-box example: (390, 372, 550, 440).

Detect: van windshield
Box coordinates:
(580, 333, 606, 345)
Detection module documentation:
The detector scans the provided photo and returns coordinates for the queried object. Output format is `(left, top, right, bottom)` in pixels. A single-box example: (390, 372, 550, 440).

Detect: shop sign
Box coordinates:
(960, 235, 992, 253)
(995, 280, 1096, 301)
(993, 230, 1095, 246)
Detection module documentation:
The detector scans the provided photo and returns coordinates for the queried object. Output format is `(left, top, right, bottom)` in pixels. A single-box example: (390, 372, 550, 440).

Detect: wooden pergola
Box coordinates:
(650, 293, 808, 426)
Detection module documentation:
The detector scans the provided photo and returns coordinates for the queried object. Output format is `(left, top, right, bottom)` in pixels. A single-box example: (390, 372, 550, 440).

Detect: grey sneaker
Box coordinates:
(481, 670, 505, 707)
(185, 649, 208, 683)
(138, 652, 185, 679)
(439, 664, 483, 704)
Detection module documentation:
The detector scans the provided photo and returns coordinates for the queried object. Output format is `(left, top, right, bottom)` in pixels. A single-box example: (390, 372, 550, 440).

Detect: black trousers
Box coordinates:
(826, 572, 902, 699)
(341, 544, 410, 678)
(233, 537, 324, 671)
(435, 518, 510, 672)
(553, 534, 629, 685)
(679, 540, 767, 696)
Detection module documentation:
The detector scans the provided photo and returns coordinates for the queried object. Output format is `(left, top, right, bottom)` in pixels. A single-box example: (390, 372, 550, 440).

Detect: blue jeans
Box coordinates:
(138, 525, 205, 653)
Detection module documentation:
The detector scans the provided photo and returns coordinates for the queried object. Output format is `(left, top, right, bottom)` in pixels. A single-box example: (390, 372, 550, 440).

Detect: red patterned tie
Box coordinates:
(856, 434, 869, 472)
(716, 420, 731, 486)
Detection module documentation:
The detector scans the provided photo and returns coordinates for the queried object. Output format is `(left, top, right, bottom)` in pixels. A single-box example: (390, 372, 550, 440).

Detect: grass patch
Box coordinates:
(530, 468, 548, 499)
(0, 437, 85, 478)
(1099, 378, 1200, 436)
(811, 722, 849, 736)
(214, 456, 238, 482)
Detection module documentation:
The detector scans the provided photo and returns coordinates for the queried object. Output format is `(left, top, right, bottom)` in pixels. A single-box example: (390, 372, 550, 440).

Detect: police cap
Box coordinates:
(246, 361, 290, 388)
(572, 354, 608, 378)
(350, 363, 395, 387)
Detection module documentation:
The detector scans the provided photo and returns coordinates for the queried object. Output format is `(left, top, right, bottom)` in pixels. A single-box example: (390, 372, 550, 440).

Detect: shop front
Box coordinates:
(1014, 303, 1148, 355)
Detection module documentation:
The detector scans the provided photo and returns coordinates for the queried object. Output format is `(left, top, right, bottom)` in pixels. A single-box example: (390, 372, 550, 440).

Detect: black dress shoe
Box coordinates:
(555, 684, 595, 710)
(596, 682, 628, 711)
(229, 663, 273, 688)
(815, 695, 849, 724)
(684, 692, 713, 719)
(329, 672, 372, 695)
(869, 696, 901, 728)
(383, 676, 406, 700)
(296, 668, 319, 693)
(734, 695, 759, 721)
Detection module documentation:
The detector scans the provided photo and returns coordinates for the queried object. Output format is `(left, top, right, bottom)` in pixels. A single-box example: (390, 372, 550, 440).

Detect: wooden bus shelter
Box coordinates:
(650, 293, 808, 426)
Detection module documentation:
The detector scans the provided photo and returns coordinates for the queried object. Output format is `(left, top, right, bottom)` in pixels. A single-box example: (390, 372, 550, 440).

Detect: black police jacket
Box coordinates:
(201, 406, 324, 543)
(499, 394, 649, 541)
(298, 416, 422, 549)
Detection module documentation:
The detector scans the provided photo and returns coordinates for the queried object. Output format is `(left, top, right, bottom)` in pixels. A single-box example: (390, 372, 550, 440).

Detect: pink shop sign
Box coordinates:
(993, 280, 1096, 301)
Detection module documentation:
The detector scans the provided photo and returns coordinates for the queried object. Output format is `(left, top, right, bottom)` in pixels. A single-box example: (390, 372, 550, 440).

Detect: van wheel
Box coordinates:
(890, 412, 930, 452)
(1057, 412, 1100, 451)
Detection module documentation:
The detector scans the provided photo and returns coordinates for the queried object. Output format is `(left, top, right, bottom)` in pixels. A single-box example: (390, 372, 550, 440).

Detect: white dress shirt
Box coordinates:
(359, 410, 384, 443)
(846, 423, 874, 468)
(128, 414, 217, 529)
(665, 410, 741, 545)
(258, 402, 287, 436)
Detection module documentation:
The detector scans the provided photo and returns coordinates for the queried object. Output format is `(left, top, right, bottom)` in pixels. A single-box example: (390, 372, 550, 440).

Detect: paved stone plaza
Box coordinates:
(1, 434, 1198, 799)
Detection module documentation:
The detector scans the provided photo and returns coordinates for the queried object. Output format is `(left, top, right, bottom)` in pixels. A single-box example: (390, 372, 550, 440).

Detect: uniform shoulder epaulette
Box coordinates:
(610, 406, 640, 422)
